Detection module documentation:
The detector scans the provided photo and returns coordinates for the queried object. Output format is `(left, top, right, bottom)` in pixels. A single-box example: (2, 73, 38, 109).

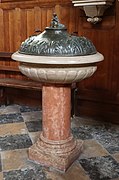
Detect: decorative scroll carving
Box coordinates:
(19, 35, 97, 56)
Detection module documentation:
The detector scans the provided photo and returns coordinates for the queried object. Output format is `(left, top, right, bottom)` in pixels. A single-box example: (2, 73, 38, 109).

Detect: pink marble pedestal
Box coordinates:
(12, 52, 104, 172)
(29, 84, 83, 171)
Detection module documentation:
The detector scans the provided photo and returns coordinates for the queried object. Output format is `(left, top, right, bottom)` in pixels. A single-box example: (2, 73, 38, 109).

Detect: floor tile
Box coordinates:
(79, 140, 109, 160)
(20, 105, 40, 113)
(0, 122, 27, 137)
(0, 154, 2, 172)
(72, 125, 93, 140)
(1, 149, 28, 171)
(72, 124, 119, 154)
(29, 132, 39, 144)
(79, 155, 119, 180)
(0, 105, 20, 115)
(71, 116, 103, 128)
(25, 121, 42, 132)
(113, 153, 119, 163)
(0, 172, 3, 180)
(3, 166, 46, 180)
(92, 125, 119, 154)
(22, 111, 42, 122)
(0, 113, 24, 124)
(0, 134, 32, 151)
(45, 162, 90, 180)
(0, 104, 119, 180)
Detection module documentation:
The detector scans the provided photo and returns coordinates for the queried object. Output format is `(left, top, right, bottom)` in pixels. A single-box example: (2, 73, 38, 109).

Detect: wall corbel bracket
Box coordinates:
(71, 0, 115, 24)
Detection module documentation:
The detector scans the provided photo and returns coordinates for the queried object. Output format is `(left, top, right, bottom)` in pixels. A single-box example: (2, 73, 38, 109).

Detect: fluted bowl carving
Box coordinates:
(19, 64, 97, 84)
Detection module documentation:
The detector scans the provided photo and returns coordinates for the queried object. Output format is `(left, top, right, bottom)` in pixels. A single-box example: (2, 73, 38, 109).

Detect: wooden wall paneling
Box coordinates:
(9, 9, 14, 52)
(9, 9, 18, 79)
(77, 8, 115, 99)
(54, 4, 79, 34)
(20, 8, 27, 42)
(0, 0, 70, 3)
(0, 8, 4, 51)
(61, 5, 70, 27)
(0, 0, 75, 55)
(46, 7, 54, 26)
(0, 1, 72, 12)
(111, 0, 119, 100)
(0, 8, 5, 78)
(0, 0, 100, 110)
(75, 2, 119, 123)
(3, 10, 10, 52)
(0, 9, 5, 78)
(77, 5, 116, 99)
(34, 6, 41, 32)
(41, 7, 47, 31)
(0, 0, 73, 76)
(15, 8, 28, 80)
(82, 30, 114, 95)
(68, 7, 78, 33)
(54, 5, 61, 18)
(59, 5, 70, 30)
(14, 8, 21, 51)
(26, 8, 35, 37)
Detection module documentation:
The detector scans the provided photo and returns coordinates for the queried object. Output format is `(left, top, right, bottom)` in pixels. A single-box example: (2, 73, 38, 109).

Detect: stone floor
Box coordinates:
(0, 104, 119, 180)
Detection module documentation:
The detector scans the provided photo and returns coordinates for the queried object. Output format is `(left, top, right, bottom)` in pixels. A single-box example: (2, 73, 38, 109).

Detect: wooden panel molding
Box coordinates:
(0, 0, 72, 10)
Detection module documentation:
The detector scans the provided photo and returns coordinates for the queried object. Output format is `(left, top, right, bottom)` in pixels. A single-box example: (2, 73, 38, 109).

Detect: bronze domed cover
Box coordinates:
(19, 14, 97, 57)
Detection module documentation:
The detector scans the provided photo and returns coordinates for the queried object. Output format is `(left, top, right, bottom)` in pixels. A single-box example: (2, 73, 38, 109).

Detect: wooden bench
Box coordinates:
(0, 78, 42, 91)
(0, 52, 42, 105)
(0, 78, 42, 105)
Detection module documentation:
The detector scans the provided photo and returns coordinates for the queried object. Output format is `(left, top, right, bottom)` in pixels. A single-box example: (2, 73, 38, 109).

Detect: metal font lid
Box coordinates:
(19, 14, 97, 57)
